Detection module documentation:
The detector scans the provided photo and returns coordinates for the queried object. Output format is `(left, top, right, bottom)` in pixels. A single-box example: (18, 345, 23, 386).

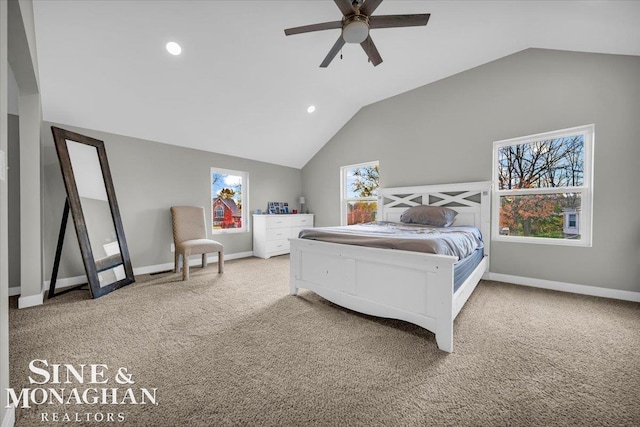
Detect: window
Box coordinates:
(340, 161, 379, 226)
(211, 167, 249, 234)
(214, 206, 224, 219)
(492, 124, 593, 246)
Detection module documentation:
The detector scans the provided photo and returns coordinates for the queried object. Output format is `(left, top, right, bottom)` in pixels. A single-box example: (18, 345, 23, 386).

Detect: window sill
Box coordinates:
(492, 235, 591, 247)
(212, 229, 248, 235)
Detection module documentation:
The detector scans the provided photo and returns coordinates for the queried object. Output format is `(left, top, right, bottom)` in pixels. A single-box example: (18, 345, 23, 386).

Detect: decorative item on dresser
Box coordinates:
(253, 214, 314, 259)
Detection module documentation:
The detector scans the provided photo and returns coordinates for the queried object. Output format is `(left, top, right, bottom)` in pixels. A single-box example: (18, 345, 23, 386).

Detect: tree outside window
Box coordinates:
(493, 125, 593, 246)
(341, 162, 379, 225)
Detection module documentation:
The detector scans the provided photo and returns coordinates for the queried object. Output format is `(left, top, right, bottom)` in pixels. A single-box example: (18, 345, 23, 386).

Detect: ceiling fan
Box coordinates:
(284, 0, 430, 68)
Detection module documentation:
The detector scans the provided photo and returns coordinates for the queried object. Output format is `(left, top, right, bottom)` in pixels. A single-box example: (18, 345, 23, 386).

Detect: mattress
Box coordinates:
(298, 221, 483, 260)
(454, 247, 484, 292)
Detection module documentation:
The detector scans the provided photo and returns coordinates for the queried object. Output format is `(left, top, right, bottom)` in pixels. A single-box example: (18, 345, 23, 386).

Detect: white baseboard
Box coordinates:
(8, 286, 20, 297)
(43, 274, 88, 291)
(1, 405, 15, 427)
(132, 262, 176, 276)
(134, 251, 253, 276)
(18, 292, 43, 309)
(488, 272, 640, 303)
(31, 251, 256, 307)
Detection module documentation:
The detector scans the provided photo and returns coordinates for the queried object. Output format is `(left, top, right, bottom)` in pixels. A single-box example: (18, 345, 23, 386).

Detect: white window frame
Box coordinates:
(492, 124, 594, 247)
(340, 161, 379, 226)
(210, 167, 249, 234)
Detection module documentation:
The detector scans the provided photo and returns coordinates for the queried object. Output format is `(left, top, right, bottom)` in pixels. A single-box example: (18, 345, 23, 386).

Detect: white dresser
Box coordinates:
(253, 214, 314, 259)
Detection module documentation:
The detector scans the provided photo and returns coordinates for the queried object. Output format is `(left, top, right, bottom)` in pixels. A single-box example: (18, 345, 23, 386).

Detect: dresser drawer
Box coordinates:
(265, 216, 291, 229)
(266, 227, 289, 241)
(266, 239, 289, 254)
(292, 216, 313, 227)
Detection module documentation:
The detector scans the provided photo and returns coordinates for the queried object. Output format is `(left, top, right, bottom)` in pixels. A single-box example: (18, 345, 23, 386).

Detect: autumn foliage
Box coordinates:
(347, 165, 379, 225)
(500, 194, 570, 237)
(347, 202, 377, 225)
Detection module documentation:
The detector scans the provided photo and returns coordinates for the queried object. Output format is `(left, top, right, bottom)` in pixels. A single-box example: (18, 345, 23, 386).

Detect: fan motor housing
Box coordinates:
(342, 15, 369, 43)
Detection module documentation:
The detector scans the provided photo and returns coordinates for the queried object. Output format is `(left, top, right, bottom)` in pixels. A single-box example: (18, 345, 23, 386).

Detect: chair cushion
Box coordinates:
(177, 239, 224, 256)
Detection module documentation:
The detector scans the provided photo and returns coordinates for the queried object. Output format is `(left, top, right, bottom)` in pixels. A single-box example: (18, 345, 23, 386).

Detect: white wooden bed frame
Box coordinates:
(289, 181, 491, 353)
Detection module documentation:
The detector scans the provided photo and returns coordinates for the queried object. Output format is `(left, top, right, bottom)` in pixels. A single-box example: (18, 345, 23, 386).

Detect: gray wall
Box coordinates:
(302, 49, 640, 293)
(41, 122, 302, 279)
(8, 113, 19, 289)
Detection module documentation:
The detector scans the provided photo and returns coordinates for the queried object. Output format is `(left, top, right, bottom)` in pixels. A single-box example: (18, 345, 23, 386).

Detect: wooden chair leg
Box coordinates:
(183, 254, 189, 280)
(218, 251, 224, 273)
(202, 253, 208, 268)
(174, 251, 180, 273)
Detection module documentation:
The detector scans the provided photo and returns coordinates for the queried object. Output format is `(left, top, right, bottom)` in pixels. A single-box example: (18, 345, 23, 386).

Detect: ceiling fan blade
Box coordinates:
(360, 35, 383, 66)
(360, 0, 384, 16)
(284, 21, 342, 36)
(334, 0, 355, 16)
(320, 36, 346, 68)
(369, 14, 431, 29)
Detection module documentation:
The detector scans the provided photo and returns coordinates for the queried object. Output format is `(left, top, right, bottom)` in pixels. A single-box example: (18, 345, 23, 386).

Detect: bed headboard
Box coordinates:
(378, 181, 492, 255)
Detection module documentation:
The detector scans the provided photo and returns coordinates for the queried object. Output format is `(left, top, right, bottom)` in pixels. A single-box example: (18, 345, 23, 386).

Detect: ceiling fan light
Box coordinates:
(342, 21, 369, 44)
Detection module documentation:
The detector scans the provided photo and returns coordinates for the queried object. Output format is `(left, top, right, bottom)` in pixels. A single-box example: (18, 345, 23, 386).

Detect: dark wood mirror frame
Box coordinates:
(51, 126, 134, 298)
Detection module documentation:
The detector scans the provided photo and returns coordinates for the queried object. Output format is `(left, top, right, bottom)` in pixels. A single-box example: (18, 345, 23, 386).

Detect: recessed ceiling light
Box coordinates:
(166, 41, 182, 56)
(307, 105, 316, 113)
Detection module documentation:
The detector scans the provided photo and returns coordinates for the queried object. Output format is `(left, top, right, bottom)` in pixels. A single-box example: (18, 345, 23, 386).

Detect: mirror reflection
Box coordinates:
(66, 140, 123, 287)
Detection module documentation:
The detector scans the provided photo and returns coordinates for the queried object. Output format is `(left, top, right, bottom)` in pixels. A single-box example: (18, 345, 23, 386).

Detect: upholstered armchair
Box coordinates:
(170, 206, 224, 280)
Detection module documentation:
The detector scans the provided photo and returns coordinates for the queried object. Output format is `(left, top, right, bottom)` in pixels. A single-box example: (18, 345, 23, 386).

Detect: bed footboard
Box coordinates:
(289, 238, 459, 352)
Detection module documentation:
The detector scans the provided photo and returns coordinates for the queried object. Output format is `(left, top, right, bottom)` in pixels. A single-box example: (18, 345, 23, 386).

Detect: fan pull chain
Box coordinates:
(340, 48, 343, 60)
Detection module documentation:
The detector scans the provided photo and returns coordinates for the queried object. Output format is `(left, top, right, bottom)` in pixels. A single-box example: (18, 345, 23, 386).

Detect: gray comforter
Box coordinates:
(298, 221, 483, 260)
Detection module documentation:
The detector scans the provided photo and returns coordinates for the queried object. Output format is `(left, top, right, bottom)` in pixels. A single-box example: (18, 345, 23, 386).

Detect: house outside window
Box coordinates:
(340, 161, 379, 226)
(214, 206, 225, 219)
(563, 210, 579, 235)
(211, 167, 249, 234)
(492, 124, 594, 246)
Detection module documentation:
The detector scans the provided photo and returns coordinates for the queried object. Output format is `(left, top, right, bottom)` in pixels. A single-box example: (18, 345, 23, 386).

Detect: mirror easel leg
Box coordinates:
(48, 200, 70, 299)
(48, 199, 86, 299)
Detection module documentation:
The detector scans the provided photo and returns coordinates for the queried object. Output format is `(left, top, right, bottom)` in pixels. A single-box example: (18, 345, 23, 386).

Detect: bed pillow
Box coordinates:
(400, 205, 458, 227)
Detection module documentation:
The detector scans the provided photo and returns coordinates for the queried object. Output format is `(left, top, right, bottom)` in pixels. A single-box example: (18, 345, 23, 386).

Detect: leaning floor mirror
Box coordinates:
(50, 126, 134, 299)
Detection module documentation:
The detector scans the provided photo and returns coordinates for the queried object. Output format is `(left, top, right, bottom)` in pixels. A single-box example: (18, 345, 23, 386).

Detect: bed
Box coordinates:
(289, 181, 491, 353)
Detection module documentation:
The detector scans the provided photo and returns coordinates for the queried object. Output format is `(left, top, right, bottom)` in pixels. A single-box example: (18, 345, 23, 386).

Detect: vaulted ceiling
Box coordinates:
(32, 1, 640, 168)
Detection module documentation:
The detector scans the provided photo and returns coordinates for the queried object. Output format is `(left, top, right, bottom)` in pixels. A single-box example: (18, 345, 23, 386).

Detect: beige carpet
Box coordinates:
(9, 256, 640, 426)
